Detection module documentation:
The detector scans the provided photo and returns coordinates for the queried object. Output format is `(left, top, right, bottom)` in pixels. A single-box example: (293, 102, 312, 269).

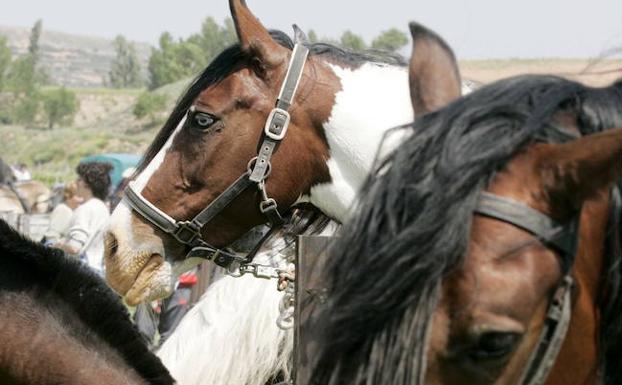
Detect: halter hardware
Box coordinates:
(123, 43, 310, 274)
(264, 108, 291, 140)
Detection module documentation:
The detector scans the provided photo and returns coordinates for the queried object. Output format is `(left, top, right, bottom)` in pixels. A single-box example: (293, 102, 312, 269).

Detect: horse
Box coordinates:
(0, 187, 24, 214)
(103, 1, 462, 384)
(0, 219, 175, 385)
(0, 180, 52, 214)
(309, 30, 622, 385)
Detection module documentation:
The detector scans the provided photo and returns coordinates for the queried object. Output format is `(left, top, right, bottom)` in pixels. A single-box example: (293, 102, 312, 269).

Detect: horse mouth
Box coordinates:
(123, 254, 173, 306)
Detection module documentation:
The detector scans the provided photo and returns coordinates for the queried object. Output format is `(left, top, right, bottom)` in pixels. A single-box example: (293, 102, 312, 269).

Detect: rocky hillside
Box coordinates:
(0, 25, 152, 87)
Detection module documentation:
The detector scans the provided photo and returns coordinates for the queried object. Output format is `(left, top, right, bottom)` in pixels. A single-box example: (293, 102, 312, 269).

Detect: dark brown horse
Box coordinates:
(310, 26, 622, 385)
(0, 219, 175, 385)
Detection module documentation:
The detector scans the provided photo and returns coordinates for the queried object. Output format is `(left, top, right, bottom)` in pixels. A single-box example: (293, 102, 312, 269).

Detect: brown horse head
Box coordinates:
(311, 33, 622, 382)
(104, 1, 466, 305)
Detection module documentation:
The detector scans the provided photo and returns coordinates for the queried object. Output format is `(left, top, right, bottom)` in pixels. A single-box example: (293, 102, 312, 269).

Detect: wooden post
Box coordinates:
(294, 235, 333, 385)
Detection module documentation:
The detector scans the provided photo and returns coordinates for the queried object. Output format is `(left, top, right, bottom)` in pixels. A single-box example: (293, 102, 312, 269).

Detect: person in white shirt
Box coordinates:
(43, 181, 83, 244)
(55, 162, 112, 275)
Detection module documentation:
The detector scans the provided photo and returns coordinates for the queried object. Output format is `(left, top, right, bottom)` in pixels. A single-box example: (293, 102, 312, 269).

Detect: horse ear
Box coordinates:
(408, 22, 461, 116)
(229, 0, 288, 67)
(535, 128, 622, 217)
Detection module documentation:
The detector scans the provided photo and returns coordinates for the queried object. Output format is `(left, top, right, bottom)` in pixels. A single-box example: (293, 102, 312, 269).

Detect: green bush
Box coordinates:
(133, 91, 167, 122)
(41, 87, 78, 129)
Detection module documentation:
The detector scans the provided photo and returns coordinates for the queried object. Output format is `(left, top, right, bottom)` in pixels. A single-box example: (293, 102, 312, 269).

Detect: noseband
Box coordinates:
(123, 43, 310, 274)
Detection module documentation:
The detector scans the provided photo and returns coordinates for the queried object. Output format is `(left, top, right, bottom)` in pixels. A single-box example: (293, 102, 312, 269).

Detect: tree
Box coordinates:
(307, 30, 318, 44)
(0, 37, 12, 92)
(6, 20, 46, 125)
(148, 32, 189, 90)
(371, 28, 409, 52)
(147, 17, 238, 90)
(340, 31, 367, 51)
(29, 20, 43, 58)
(109, 35, 143, 88)
(41, 87, 78, 129)
(133, 91, 167, 125)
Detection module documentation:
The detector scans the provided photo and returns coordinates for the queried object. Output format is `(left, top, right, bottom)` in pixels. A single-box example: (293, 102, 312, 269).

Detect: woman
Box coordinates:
(55, 162, 112, 275)
(43, 181, 82, 244)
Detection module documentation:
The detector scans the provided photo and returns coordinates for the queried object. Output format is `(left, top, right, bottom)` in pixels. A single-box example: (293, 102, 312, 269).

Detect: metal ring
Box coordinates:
(246, 157, 272, 179)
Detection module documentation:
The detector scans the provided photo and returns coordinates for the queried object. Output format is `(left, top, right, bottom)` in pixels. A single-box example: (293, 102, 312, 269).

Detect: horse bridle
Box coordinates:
(123, 43, 310, 275)
(474, 191, 578, 385)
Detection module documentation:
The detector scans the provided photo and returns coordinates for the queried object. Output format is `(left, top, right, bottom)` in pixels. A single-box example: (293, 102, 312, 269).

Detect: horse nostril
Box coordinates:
(104, 232, 118, 260)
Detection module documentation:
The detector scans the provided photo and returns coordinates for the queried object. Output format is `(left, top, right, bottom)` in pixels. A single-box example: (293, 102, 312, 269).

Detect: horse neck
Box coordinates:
(546, 195, 610, 385)
(308, 62, 413, 222)
(0, 292, 150, 385)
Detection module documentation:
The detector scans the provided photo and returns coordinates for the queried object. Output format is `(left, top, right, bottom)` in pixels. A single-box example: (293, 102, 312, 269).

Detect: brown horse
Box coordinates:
(309, 26, 622, 385)
(0, 219, 175, 385)
(103, 0, 461, 306)
(0, 180, 51, 214)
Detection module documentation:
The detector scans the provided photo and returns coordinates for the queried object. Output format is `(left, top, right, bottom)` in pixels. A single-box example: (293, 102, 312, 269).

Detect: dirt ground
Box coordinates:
(460, 59, 622, 87)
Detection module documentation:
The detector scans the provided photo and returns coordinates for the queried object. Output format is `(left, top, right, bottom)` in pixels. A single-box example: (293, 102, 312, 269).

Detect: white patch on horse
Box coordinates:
(310, 62, 414, 221)
(108, 115, 187, 251)
(157, 246, 292, 385)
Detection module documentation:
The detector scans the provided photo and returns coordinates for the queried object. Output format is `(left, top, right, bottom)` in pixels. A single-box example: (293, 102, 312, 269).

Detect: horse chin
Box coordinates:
(123, 254, 174, 306)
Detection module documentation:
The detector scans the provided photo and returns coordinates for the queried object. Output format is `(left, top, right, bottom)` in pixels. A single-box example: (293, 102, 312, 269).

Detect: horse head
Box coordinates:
(104, 1, 463, 306)
(311, 24, 622, 385)
(104, 0, 340, 304)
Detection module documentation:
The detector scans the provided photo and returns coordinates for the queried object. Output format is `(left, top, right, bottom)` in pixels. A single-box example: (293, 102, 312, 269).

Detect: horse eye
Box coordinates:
(468, 332, 521, 361)
(193, 112, 215, 129)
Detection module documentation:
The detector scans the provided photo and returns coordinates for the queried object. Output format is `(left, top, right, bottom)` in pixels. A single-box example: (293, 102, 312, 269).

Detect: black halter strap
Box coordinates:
(474, 192, 579, 385)
(123, 43, 310, 269)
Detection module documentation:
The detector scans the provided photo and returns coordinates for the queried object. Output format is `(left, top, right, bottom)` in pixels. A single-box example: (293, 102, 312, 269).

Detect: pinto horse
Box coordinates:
(103, 1, 461, 384)
(310, 31, 622, 385)
(0, 219, 175, 385)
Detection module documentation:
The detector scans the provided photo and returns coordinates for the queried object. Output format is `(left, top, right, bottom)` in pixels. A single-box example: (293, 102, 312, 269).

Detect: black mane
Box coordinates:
(137, 30, 405, 174)
(311, 75, 622, 384)
(0, 220, 174, 385)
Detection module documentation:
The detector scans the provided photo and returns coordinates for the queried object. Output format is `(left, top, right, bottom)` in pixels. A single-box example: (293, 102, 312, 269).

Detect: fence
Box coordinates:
(0, 211, 51, 242)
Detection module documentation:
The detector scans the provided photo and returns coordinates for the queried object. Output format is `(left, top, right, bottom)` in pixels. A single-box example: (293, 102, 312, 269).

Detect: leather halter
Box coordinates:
(123, 43, 310, 270)
(474, 192, 578, 385)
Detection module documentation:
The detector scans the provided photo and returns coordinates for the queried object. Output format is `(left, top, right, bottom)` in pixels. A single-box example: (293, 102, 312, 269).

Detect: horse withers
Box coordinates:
(0, 219, 174, 385)
(310, 24, 622, 385)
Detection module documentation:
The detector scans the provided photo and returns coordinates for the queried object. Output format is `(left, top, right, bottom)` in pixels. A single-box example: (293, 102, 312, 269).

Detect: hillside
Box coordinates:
(0, 78, 192, 184)
(1, 58, 621, 185)
(0, 25, 152, 87)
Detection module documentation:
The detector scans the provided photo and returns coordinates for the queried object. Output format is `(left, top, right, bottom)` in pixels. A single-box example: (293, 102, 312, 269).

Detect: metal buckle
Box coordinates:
(264, 108, 290, 141)
(173, 221, 201, 244)
(260, 198, 278, 214)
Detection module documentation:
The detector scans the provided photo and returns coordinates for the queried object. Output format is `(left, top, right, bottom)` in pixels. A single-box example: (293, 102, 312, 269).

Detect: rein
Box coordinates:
(123, 43, 310, 276)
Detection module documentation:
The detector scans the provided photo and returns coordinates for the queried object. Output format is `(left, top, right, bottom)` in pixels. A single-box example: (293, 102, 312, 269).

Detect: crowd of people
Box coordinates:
(0, 157, 196, 349)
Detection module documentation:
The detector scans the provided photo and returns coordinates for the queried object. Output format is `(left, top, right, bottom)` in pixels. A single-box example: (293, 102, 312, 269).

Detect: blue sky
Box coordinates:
(1, 0, 621, 59)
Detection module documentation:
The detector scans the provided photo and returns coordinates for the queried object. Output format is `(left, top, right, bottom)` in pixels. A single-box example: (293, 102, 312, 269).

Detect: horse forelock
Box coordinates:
(312, 74, 622, 384)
